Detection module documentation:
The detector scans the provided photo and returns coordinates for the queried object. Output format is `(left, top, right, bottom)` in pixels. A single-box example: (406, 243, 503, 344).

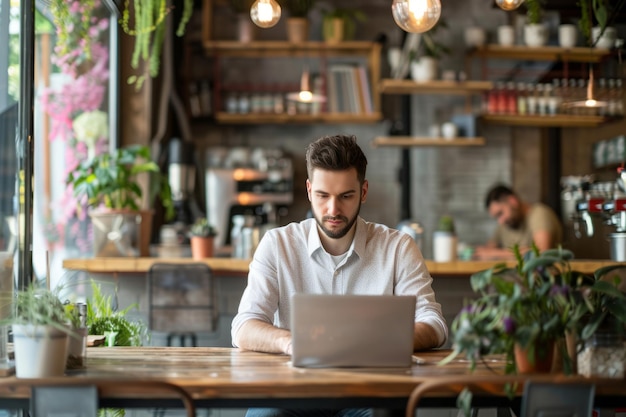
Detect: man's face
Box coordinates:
(488, 196, 523, 229)
(306, 168, 368, 239)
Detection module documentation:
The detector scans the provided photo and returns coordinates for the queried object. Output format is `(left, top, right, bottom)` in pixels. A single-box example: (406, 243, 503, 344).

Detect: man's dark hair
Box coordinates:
(484, 184, 516, 209)
(305, 134, 367, 185)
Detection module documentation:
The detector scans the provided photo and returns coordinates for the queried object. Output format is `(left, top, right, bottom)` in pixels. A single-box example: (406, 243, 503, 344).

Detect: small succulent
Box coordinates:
(191, 218, 217, 238)
(437, 215, 456, 233)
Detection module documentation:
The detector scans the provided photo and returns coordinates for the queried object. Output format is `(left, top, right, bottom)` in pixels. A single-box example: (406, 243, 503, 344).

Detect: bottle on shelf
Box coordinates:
(516, 82, 527, 115)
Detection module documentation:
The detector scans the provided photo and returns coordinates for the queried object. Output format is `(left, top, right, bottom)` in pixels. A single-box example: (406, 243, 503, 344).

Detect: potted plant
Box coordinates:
(441, 245, 584, 374)
(229, 0, 256, 42)
(4, 282, 75, 378)
(321, 7, 366, 43)
(66, 144, 174, 257)
(283, 0, 316, 42)
(189, 218, 217, 260)
(87, 280, 148, 347)
(432, 214, 457, 261)
(522, 0, 548, 46)
(410, 20, 450, 82)
(577, 0, 623, 48)
(64, 301, 88, 369)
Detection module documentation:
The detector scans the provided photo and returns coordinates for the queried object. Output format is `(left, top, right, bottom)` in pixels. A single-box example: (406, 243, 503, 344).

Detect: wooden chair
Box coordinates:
(18, 379, 196, 417)
(405, 375, 595, 417)
(147, 263, 217, 347)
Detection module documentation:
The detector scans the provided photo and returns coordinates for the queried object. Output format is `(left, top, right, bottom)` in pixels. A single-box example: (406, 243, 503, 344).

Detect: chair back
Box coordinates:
(26, 379, 195, 417)
(147, 263, 217, 334)
(520, 381, 594, 417)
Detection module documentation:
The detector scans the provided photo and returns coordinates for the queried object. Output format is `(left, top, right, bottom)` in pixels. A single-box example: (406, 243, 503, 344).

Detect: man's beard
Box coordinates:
(314, 201, 361, 239)
(506, 207, 523, 229)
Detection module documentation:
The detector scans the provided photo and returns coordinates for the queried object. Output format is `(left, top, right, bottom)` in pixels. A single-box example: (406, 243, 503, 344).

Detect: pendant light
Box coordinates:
(563, 66, 608, 109)
(495, 0, 525, 11)
(287, 69, 326, 103)
(391, 0, 441, 33)
(250, 0, 281, 28)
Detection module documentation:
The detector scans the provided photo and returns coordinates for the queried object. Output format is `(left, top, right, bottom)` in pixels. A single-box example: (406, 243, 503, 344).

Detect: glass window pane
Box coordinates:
(33, 0, 116, 286)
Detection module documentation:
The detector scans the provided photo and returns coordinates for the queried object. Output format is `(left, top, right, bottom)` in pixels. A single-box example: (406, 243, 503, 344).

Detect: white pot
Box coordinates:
(433, 231, 458, 262)
(411, 57, 438, 82)
(524, 24, 548, 47)
(592, 26, 617, 49)
(13, 324, 69, 378)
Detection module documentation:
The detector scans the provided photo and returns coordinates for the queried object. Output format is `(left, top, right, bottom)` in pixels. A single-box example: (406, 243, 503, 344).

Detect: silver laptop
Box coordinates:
(290, 294, 416, 368)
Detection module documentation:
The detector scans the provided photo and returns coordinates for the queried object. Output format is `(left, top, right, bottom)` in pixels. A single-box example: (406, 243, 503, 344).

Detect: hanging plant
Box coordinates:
(121, 0, 194, 89)
(48, 0, 107, 72)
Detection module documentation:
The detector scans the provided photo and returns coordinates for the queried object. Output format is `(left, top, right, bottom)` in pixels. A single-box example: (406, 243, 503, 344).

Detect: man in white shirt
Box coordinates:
(231, 134, 447, 417)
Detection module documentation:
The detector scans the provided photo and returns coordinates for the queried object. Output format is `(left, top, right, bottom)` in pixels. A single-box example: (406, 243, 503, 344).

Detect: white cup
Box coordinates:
(433, 231, 458, 262)
(464, 27, 486, 48)
(558, 24, 577, 48)
(497, 25, 515, 46)
(441, 122, 458, 140)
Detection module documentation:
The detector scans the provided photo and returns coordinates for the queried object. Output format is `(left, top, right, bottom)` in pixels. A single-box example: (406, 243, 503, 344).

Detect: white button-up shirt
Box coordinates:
(231, 217, 448, 347)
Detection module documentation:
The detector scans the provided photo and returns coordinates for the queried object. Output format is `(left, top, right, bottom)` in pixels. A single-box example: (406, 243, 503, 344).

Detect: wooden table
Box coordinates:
(0, 347, 625, 410)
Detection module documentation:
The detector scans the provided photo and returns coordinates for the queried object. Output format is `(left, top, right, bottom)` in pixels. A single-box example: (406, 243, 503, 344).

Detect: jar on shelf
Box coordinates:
(577, 330, 625, 378)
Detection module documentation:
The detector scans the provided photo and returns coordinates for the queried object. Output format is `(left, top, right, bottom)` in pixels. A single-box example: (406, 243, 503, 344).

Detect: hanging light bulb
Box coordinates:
(250, 0, 281, 28)
(495, 0, 525, 11)
(287, 69, 326, 103)
(391, 0, 441, 33)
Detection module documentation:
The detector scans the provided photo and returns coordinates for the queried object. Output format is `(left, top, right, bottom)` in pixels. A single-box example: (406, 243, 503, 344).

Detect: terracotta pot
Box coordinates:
(514, 339, 555, 374)
(191, 236, 214, 260)
(286, 18, 309, 43)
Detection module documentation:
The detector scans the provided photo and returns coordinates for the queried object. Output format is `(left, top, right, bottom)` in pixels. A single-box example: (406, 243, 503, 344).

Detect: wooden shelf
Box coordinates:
(372, 137, 486, 147)
(468, 44, 613, 63)
(380, 79, 493, 95)
(214, 112, 383, 124)
(481, 114, 618, 128)
(203, 41, 381, 58)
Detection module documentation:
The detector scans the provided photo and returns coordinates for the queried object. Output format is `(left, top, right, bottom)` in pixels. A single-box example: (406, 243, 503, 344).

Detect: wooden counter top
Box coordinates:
(62, 258, 622, 276)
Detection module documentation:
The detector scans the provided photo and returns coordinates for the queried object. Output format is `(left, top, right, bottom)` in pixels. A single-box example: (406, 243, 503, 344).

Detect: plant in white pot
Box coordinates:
(66, 145, 174, 257)
(5, 282, 74, 378)
(522, 0, 548, 47)
(410, 21, 450, 83)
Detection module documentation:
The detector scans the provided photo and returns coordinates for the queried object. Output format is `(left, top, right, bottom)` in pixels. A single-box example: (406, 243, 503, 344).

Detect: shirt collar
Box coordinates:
(307, 217, 367, 259)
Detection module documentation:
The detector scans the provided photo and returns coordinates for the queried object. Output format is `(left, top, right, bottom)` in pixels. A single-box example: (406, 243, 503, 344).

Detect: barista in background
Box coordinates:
(473, 184, 563, 260)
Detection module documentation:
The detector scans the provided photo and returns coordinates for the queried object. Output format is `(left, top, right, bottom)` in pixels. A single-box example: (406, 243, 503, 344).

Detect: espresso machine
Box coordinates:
(570, 169, 626, 260)
(205, 147, 293, 250)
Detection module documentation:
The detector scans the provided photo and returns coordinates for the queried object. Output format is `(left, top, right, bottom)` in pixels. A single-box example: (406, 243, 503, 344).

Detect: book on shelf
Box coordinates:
(327, 64, 374, 114)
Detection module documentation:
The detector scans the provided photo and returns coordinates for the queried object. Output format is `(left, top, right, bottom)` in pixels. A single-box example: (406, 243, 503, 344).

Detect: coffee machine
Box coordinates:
(205, 147, 293, 250)
(570, 170, 626, 260)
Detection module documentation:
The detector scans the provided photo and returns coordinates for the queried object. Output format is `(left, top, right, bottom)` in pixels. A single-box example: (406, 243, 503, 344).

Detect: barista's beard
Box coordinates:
(313, 201, 361, 239)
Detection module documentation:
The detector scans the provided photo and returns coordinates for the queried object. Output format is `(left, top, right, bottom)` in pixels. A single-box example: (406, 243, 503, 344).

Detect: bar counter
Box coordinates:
(62, 257, 622, 277)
